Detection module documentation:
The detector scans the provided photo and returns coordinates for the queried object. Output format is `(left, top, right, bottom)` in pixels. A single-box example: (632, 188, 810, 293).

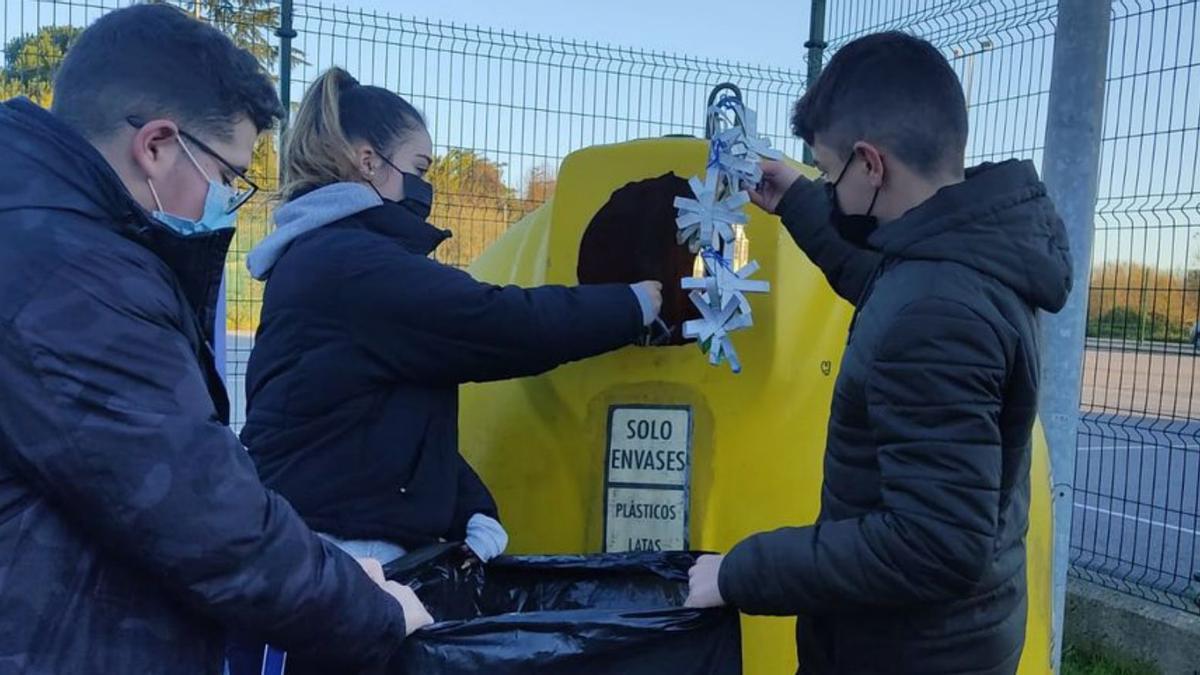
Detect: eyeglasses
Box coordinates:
(126, 116, 260, 214)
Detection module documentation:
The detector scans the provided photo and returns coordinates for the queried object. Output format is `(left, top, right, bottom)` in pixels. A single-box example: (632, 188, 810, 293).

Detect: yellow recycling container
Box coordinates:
(459, 137, 1054, 674)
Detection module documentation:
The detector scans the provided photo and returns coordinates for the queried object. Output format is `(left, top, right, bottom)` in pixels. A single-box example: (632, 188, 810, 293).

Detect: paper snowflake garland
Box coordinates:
(674, 94, 775, 373)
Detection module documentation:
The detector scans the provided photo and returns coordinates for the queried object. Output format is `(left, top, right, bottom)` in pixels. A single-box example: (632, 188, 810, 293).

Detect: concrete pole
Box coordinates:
(1038, 0, 1112, 668)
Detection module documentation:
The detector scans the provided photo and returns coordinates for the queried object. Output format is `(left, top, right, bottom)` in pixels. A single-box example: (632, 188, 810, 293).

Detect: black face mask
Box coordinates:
(398, 171, 434, 221)
(378, 153, 435, 221)
(826, 153, 880, 247)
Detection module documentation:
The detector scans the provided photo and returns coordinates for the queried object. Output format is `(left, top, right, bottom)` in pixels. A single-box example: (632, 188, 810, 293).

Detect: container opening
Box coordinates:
(576, 173, 702, 347)
(390, 548, 696, 621)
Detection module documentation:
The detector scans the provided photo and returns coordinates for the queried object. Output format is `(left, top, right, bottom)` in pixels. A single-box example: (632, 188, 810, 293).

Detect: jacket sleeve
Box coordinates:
(339, 244, 644, 385)
(776, 178, 883, 304)
(448, 454, 500, 539)
(0, 262, 408, 670)
(718, 298, 1008, 615)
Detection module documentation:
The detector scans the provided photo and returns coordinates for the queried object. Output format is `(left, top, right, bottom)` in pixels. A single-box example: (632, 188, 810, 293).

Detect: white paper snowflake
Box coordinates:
(682, 290, 753, 374)
(683, 255, 771, 315)
(673, 170, 749, 251)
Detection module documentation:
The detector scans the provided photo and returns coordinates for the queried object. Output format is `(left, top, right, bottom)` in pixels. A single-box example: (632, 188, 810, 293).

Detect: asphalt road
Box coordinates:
(1072, 412, 1198, 599)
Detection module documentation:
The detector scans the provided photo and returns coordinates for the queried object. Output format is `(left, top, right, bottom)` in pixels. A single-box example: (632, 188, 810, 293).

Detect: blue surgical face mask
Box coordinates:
(147, 138, 239, 236)
(151, 180, 238, 236)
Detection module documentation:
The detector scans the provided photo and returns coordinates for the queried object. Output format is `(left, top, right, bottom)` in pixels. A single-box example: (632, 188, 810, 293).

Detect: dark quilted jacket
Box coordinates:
(241, 199, 643, 548)
(720, 161, 1072, 674)
(0, 98, 408, 675)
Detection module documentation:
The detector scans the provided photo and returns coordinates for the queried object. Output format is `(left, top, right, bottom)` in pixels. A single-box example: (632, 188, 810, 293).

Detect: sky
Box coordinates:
(340, 0, 813, 71)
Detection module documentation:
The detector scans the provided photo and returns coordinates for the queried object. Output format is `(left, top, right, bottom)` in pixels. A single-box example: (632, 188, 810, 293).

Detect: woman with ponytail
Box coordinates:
(240, 68, 662, 566)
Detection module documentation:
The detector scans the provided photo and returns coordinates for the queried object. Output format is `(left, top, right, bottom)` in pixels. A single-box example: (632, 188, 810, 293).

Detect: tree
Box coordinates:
(177, 0, 303, 73)
(3, 26, 80, 84)
(425, 149, 519, 267)
(0, 77, 39, 105)
(427, 148, 513, 199)
(1087, 261, 1199, 342)
(425, 150, 563, 269)
(0, 26, 81, 108)
(523, 165, 557, 204)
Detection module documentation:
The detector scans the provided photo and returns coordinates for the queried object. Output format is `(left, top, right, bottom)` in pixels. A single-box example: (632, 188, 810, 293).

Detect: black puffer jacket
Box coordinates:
(719, 160, 1072, 674)
(0, 98, 408, 675)
(241, 185, 644, 549)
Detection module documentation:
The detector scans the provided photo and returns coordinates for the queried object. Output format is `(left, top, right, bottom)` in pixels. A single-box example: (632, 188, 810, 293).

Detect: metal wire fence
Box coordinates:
(826, 0, 1199, 614)
(282, 1, 806, 266)
(5, 0, 1195, 616)
(239, 3, 808, 426)
(2, 0, 808, 427)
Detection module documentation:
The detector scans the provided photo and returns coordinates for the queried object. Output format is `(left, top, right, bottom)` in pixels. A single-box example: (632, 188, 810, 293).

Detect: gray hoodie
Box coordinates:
(247, 182, 382, 281)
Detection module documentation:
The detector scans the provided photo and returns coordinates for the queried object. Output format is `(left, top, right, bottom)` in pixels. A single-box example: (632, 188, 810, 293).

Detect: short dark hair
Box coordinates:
(793, 31, 968, 176)
(51, 4, 283, 141)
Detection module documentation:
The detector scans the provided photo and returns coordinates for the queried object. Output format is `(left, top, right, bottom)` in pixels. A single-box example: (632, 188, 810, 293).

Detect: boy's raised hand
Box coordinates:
(748, 159, 807, 214)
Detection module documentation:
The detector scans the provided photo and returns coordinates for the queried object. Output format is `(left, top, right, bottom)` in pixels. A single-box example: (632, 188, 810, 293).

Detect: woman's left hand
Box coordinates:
(464, 513, 509, 563)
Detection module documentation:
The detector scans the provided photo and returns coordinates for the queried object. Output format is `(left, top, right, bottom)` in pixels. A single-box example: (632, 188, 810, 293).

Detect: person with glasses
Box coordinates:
(684, 32, 1071, 674)
(238, 67, 662, 574)
(0, 6, 432, 675)
(127, 115, 263, 219)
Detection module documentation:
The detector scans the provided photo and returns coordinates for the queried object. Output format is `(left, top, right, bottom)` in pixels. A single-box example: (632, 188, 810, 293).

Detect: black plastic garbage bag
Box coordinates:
(232, 546, 742, 675)
(384, 545, 742, 675)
